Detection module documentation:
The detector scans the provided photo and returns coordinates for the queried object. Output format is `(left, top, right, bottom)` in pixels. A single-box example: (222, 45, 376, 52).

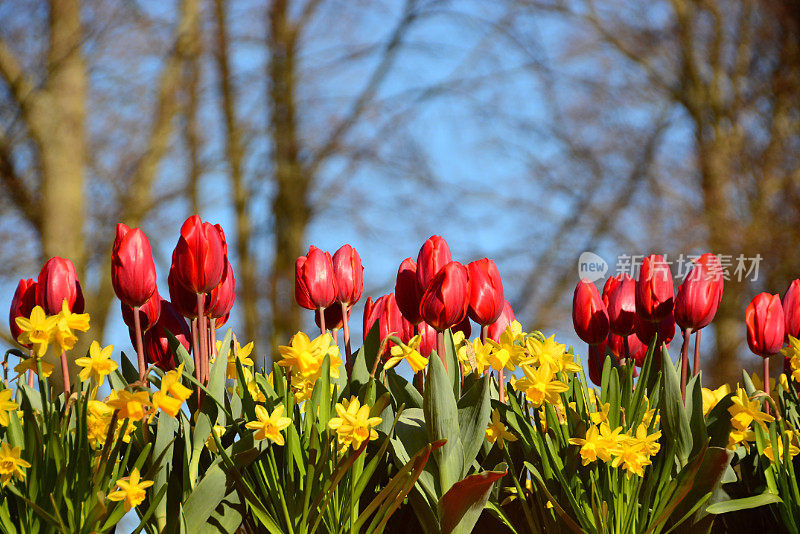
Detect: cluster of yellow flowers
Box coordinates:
(782, 336, 800, 384)
(328, 396, 382, 453)
(14, 302, 90, 378)
(277, 332, 342, 404)
(568, 400, 661, 479)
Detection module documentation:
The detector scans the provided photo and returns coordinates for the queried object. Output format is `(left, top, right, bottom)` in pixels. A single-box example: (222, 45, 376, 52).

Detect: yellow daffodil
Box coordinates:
(569, 424, 606, 465)
(781, 337, 800, 384)
(485, 339, 516, 372)
(152, 363, 192, 418)
(611, 439, 652, 479)
(107, 390, 151, 421)
(14, 306, 57, 358)
(526, 335, 580, 374)
(702, 384, 732, 417)
(485, 408, 517, 449)
(86, 400, 114, 448)
(0, 442, 30, 486)
(728, 386, 774, 431)
(0, 389, 18, 427)
(590, 402, 610, 425)
(14, 357, 54, 378)
(763, 432, 800, 463)
(107, 468, 153, 512)
(52, 300, 90, 352)
(328, 396, 382, 450)
(626, 423, 661, 457)
(75, 341, 117, 387)
(727, 427, 755, 452)
(219, 340, 254, 379)
(461, 338, 493, 375)
(245, 405, 292, 444)
(278, 332, 342, 380)
(514, 363, 569, 408)
(385, 335, 428, 373)
(206, 425, 227, 453)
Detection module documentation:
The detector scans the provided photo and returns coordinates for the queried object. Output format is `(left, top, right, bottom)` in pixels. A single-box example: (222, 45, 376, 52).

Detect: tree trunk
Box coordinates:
(267, 0, 308, 358)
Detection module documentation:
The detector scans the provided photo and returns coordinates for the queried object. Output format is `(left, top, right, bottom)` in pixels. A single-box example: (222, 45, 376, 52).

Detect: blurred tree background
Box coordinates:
(0, 0, 798, 385)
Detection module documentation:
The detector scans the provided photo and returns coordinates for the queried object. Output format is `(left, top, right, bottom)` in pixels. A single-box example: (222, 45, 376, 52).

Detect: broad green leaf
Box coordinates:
(424, 350, 463, 495)
(439, 466, 507, 534)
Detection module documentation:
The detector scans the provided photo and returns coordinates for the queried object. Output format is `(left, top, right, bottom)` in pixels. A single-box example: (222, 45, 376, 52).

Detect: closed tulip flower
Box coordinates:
(363, 293, 413, 357)
(315, 304, 349, 331)
(207, 261, 236, 320)
(572, 279, 609, 345)
(416, 235, 452, 291)
(635, 254, 674, 323)
(417, 322, 437, 357)
(454, 314, 472, 339)
(608, 332, 647, 366)
(467, 258, 505, 326)
(111, 223, 158, 307)
(121, 290, 162, 333)
(395, 258, 423, 325)
(36, 257, 85, 314)
(172, 215, 226, 295)
(783, 280, 800, 340)
(674, 253, 723, 331)
(9, 279, 37, 345)
(488, 300, 516, 342)
(419, 261, 470, 332)
(587, 342, 607, 386)
(295, 246, 337, 310)
(332, 245, 363, 306)
(636, 312, 675, 347)
(142, 300, 191, 371)
(168, 265, 198, 319)
(746, 293, 785, 357)
(605, 274, 636, 336)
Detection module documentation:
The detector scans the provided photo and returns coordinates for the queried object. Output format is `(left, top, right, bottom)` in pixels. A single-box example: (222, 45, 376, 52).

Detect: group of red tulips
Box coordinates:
(573, 252, 800, 403)
(294, 235, 515, 381)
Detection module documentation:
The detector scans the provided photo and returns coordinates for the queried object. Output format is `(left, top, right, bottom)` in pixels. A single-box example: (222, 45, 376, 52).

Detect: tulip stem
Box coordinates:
(341, 302, 352, 368)
(764, 356, 771, 416)
(133, 305, 147, 383)
(623, 336, 630, 362)
(481, 325, 487, 344)
(680, 328, 691, 402)
(319, 306, 328, 336)
(196, 294, 207, 385)
(60, 350, 70, 397)
(210, 319, 217, 358)
(499, 370, 506, 403)
(191, 318, 201, 398)
(436, 330, 446, 371)
(27, 349, 34, 388)
(693, 329, 701, 377)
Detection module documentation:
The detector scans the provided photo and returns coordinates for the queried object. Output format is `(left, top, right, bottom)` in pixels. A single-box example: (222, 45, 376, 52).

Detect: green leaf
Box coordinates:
(457, 373, 491, 479)
(660, 348, 692, 465)
(439, 466, 507, 534)
(424, 349, 463, 495)
(705, 492, 782, 514)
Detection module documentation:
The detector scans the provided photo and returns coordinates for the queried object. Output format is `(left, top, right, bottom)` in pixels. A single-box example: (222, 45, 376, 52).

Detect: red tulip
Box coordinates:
(467, 258, 504, 326)
(363, 293, 413, 357)
(36, 257, 85, 314)
(207, 261, 236, 319)
(419, 261, 470, 332)
(168, 264, 198, 319)
(214, 224, 228, 256)
(172, 215, 226, 295)
(746, 293, 785, 357)
(111, 223, 158, 307)
(635, 254, 674, 322)
(605, 274, 636, 336)
(142, 300, 191, 371)
(587, 342, 607, 386)
(315, 304, 350, 331)
(783, 279, 800, 340)
(295, 246, 337, 310)
(121, 290, 162, 333)
(9, 278, 37, 344)
(417, 322, 437, 357)
(636, 312, 675, 347)
(395, 258, 423, 325)
(453, 314, 472, 339)
(332, 244, 363, 306)
(608, 331, 647, 366)
(214, 312, 230, 330)
(572, 279, 609, 345)
(674, 253, 723, 331)
(416, 235, 452, 291)
(488, 300, 516, 341)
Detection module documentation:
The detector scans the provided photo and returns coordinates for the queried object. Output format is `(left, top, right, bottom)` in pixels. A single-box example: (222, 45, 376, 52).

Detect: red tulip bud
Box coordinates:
(605, 274, 636, 336)
(783, 279, 800, 341)
(142, 300, 191, 371)
(674, 253, 723, 331)
(9, 278, 37, 344)
(172, 215, 226, 294)
(395, 258, 423, 325)
(214, 312, 230, 330)
(207, 261, 236, 319)
(168, 264, 199, 319)
(572, 279, 609, 345)
(332, 244, 363, 306)
(453, 314, 472, 339)
(746, 293, 785, 357)
(488, 300, 516, 341)
(315, 304, 350, 331)
(635, 254, 674, 322)
(363, 293, 413, 357)
(215, 224, 228, 256)
(36, 257, 84, 314)
(467, 258, 505, 326)
(295, 246, 337, 310)
(636, 312, 675, 348)
(587, 342, 607, 386)
(419, 261, 470, 332)
(418, 322, 437, 357)
(111, 223, 158, 307)
(416, 235, 452, 291)
(121, 290, 162, 333)
(608, 331, 647, 367)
